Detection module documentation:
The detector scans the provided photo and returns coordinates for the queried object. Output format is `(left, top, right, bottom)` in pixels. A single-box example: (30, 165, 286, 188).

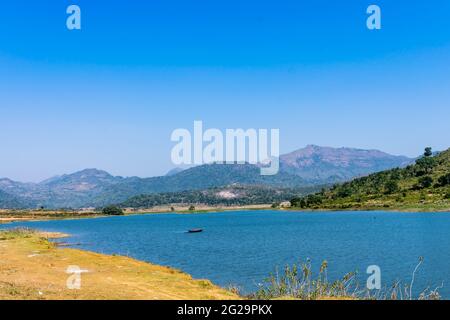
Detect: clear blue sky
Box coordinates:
(1, 0, 449, 182)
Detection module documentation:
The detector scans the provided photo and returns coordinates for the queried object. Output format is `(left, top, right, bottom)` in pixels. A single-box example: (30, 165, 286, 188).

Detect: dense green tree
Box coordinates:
(437, 173, 450, 187)
(384, 180, 399, 194)
(306, 194, 323, 206)
(299, 199, 307, 208)
(102, 205, 124, 215)
(414, 147, 436, 176)
(415, 176, 433, 189)
(390, 169, 401, 180)
(290, 197, 301, 207)
(290, 196, 319, 208)
(337, 185, 352, 198)
(415, 157, 435, 175)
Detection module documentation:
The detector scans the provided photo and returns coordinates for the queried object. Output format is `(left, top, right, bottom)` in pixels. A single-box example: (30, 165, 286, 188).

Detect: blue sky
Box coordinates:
(0, 0, 449, 181)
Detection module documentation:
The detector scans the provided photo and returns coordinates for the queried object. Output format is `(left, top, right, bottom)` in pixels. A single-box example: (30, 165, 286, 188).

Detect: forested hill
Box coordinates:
(120, 184, 322, 208)
(290, 148, 450, 211)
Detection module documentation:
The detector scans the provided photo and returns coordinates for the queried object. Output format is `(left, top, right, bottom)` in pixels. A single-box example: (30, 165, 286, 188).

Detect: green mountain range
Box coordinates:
(291, 148, 450, 211)
(0, 145, 414, 209)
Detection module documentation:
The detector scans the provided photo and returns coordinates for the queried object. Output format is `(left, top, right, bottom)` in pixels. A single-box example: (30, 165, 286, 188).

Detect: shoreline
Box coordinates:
(286, 207, 450, 213)
(0, 204, 275, 223)
(1, 203, 449, 224)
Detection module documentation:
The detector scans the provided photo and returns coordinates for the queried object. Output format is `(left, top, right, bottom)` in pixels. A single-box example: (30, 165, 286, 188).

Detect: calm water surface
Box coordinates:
(3, 210, 450, 297)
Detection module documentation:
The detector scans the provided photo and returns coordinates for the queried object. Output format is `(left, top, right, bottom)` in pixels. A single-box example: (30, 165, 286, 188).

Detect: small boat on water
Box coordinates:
(187, 228, 203, 233)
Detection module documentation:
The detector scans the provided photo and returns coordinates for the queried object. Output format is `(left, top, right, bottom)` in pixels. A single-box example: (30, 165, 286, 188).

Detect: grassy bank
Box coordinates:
(0, 228, 238, 300)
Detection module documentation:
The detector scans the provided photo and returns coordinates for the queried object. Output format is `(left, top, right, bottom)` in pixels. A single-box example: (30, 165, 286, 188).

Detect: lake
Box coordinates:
(3, 210, 449, 298)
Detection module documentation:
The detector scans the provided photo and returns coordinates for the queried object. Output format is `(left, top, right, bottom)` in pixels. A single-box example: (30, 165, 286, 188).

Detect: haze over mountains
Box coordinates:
(0, 145, 414, 209)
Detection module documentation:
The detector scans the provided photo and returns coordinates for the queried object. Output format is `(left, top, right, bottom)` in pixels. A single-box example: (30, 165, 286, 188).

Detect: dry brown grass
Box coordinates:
(0, 229, 238, 300)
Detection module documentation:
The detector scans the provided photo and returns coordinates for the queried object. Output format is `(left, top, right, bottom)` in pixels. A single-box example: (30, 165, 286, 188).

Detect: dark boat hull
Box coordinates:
(187, 229, 203, 233)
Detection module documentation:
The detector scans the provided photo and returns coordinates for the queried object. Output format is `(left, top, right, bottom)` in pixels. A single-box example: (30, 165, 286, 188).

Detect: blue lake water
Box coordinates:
(3, 210, 449, 298)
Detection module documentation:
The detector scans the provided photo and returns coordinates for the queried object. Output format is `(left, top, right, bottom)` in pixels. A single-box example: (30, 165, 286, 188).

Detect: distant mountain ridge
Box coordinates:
(0, 169, 125, 209)
(280, 145, 412, 183)
(0, 146, 414, 209)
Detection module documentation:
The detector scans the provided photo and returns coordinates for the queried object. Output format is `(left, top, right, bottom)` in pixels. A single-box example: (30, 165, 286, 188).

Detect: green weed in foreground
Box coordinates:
(250, 259, 442, 300)
(0, 227, 36, 240)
